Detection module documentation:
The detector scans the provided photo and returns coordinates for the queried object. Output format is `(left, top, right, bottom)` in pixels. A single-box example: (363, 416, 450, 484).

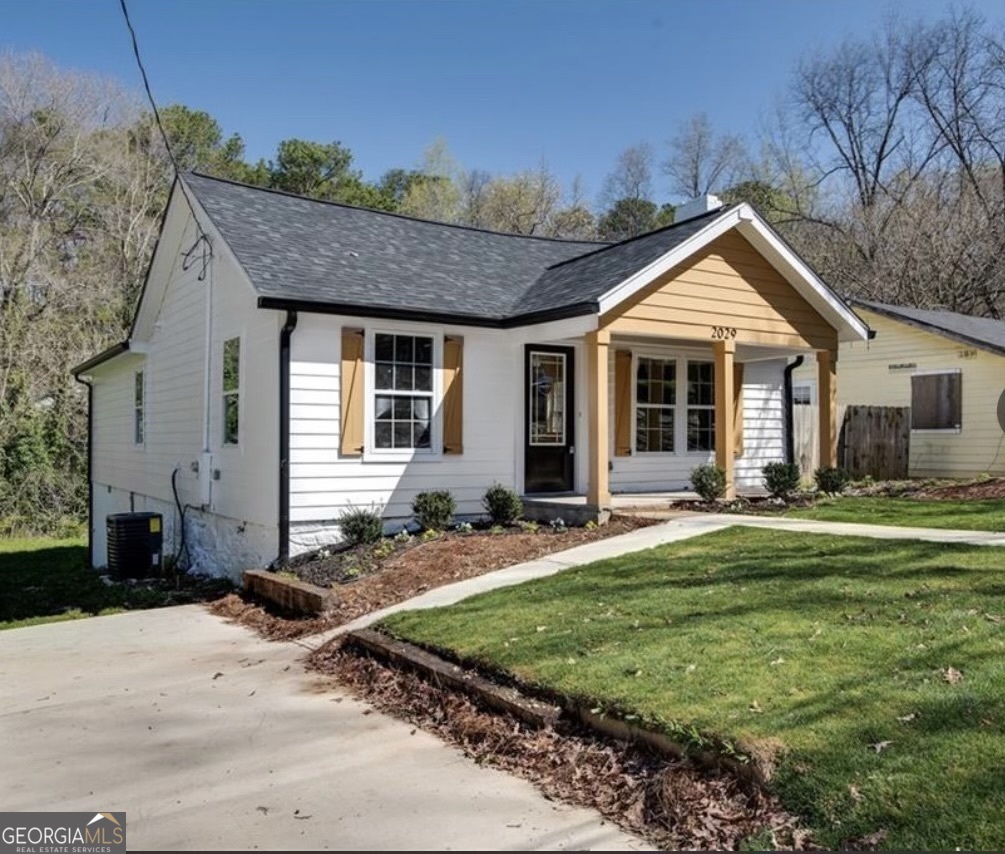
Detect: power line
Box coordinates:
(118, 0, 208, 244)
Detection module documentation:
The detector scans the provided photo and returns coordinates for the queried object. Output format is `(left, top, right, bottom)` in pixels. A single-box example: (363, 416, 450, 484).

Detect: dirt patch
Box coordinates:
(211, 516, 655, 641)
(309, 642, 813, 851)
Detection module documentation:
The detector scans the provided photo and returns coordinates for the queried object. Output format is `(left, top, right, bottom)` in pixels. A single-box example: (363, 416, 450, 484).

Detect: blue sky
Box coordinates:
(5, 1, 1003, 204)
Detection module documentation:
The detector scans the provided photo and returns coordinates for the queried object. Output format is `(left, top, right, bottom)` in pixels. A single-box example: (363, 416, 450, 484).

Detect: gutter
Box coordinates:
(73, 374, 95, 569)
(278, 310, 298, 565)
(72, 341, 129, 376)
(783, 355, 804, 466)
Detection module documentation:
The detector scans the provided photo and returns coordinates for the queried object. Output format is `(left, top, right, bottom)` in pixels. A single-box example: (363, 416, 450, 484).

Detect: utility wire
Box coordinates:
(118, 0, 208, 243)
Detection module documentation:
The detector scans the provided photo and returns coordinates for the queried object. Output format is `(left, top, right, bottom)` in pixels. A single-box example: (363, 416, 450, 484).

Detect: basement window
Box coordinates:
(223, 337, 240, 445)
(911, 370, 961, 431)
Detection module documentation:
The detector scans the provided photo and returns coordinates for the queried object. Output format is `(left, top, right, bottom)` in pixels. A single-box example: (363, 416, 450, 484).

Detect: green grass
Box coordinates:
(382, 527, 1005, 849)
(786, 495, 1005, 532)
(0, 537, 229, 630)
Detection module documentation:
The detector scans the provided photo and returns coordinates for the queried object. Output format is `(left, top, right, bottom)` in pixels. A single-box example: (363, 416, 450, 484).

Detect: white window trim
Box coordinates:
(363, 328, 443, 461)
(627, 348, 719, 457)
(133, 369, 145, 447)
(910, 368, 963, 434)
(632, 350, 678, 456)
(221, 335, 241, 449)
(792, 380, 817, 406)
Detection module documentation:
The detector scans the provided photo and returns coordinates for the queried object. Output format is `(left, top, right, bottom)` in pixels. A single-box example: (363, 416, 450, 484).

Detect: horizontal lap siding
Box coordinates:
(606, 232, 838, 351)
(796, 311, 1005, 478)
(288, 314, 516, 523)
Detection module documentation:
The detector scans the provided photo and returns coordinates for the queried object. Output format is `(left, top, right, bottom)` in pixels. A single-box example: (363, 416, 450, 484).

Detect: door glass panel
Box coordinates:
(529, 352, 566, 445)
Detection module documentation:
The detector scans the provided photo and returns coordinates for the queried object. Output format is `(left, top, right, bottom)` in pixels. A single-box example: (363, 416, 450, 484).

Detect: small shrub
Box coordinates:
(482, 483, 523, 525)
(584, 520, 598, 530)
(690, 464, 727, 501)
(373, 539, 395, 559)
(762, 462, 802, 500)
(489, 524, 506, 535)
(421, 528, 441, 542)
(455, 521, 474, 534)
(393, 529, 412, 545)
(412, 490, 456, 531)
(518, 520, 540, 534)
(815, 466, 850, 495)
(549, 517, 567, 533)
(337, 505, 384, 546)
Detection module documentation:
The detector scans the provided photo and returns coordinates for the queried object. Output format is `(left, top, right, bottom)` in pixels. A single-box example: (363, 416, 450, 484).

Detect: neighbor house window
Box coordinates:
(686, 361, 715, 451)
(223, 337, 240, 445)
(635, 357, 675, 452)
(134, 370, 144, 445)
(373, 332, 433, 449)
(792, 384, 813, 406)
(911, 371, 961, 431)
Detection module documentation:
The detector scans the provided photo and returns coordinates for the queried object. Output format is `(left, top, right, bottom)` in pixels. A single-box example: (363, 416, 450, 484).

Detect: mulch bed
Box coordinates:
(210, 516, 655, 641)
(909, 478, 1005, 501)
(308, 641, 813, 851)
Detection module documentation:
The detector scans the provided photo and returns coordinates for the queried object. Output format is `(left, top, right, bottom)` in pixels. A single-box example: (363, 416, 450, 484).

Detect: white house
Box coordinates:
(73, 175, 869, 578)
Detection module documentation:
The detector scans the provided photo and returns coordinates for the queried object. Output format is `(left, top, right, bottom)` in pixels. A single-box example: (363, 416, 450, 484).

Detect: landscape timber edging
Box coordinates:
(244, 569, 333, 615)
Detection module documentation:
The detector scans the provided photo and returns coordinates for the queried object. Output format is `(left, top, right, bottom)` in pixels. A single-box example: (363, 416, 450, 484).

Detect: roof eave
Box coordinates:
(852, 301, 1005, 358)
(72, 341, 130, 376)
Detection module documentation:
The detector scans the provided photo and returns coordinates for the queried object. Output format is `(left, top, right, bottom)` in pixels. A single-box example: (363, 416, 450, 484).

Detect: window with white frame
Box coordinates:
(792, 384, 814, 406)
(222, 337, 240, 445)
(911, 370, 961, 431)
(635, 356, 676, 452)
(686, 361, 715, 451)
(373, 332, 434, 450)
(133, 370, 144, 445)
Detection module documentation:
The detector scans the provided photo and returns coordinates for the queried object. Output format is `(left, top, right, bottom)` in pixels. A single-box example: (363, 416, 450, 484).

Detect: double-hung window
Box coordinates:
(635, 357, 675, 452)
(373, 333, 433, 450)
(686, 361, 715, 451)
(133, 370, 145, 445)
(223, 337, 240, 445)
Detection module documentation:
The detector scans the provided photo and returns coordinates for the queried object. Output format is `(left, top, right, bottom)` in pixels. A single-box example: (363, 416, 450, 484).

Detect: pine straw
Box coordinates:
(309, 642, 814, 851)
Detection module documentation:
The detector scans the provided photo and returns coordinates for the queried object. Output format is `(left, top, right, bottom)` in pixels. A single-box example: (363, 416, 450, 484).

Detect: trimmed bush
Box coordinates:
(412, 490, 456, 531)
(762, 462, 802, 499)
(337, 506, 384, 546)
(482, 483, 523, 525)
(690, 464, 727, 502)
(815, 466, 851, 495)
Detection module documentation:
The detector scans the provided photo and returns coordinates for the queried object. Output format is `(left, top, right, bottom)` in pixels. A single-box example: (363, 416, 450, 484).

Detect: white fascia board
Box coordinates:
(597, 203, 870, 345)
(505, 313, 597, 344)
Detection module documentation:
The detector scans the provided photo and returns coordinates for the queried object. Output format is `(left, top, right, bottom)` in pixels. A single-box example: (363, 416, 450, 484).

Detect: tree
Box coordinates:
(664, 112, 747, 199)
(598, 144, 659, 239)
(400, 139, 462, 222)
(157, 104, 247, 178)
(598, 198, 658, 240)
(267, 138, 357, 199)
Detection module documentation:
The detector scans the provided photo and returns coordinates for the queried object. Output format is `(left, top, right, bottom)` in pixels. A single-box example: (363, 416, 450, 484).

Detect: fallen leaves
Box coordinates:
(869, 740, 893, 753)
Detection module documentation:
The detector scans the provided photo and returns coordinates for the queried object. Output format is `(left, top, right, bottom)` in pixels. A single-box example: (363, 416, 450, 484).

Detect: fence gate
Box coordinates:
(838, 405, 910, 479)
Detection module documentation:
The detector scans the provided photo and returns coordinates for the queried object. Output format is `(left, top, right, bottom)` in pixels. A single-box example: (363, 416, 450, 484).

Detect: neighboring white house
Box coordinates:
(73, 175, 869, 578)
(794, 300, 1005, 479)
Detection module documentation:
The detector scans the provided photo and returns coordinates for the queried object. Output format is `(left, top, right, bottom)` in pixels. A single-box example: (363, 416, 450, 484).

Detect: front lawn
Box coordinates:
(382, 527, 1005, 849)
(0, 537, 231, 630)
(786, 495, 1005, 532)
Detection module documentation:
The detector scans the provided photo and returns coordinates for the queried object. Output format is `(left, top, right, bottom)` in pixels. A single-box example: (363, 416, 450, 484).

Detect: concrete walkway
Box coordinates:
(0, 606, 645, 851)
(302, 512, 1005, 650)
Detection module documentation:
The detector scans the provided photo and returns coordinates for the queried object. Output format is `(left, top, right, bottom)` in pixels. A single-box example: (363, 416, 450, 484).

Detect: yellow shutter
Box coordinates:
(340, 328, 365, 456)
(443, 335, 464, 454)
(733, 362, 744, 457)
(614, 349, 632, 456)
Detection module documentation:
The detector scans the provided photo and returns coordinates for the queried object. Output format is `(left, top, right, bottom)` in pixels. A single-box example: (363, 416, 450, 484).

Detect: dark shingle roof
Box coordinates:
(855, 299, 1005, 356)
(185, 173, 729, 325)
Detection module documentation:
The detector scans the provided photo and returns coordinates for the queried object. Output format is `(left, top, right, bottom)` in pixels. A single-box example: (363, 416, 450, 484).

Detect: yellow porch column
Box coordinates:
(586, 329, 611, 508)
(818, 349, 838, 468)
(714, 339, 736, 499)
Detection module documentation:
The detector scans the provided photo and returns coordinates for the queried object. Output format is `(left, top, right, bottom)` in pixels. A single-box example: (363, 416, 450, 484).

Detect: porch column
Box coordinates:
(714, 339, 736, 499)
(586, 329, 611, 508)
(818, 349, 838, 468)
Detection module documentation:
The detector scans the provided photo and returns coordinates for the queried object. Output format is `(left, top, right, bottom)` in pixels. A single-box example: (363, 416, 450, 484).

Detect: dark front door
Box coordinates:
(524, 345, 575, 493)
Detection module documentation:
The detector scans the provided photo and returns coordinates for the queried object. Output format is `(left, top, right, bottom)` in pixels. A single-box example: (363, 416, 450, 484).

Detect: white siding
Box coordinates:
(288, 314, 518, 547)
(85, 200, 281, 576)
(794, 310, 1005, 478)
(607, 344, 785, 493)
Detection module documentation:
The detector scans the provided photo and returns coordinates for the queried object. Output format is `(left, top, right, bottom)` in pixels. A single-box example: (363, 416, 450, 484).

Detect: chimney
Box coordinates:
(673, 193, 723, 224)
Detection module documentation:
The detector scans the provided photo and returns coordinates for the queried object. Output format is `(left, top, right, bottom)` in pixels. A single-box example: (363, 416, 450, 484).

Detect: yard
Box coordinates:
(0, 537, 230, 630)
(786, 496, 1005, 532)
(381, 527, 1005, 850)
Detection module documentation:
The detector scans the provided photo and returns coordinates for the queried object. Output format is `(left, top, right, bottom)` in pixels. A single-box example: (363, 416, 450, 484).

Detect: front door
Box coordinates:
(524, 345, 575, 493)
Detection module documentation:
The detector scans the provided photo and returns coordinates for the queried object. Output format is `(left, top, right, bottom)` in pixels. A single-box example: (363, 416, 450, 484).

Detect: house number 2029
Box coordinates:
(711, 326, 737, 340)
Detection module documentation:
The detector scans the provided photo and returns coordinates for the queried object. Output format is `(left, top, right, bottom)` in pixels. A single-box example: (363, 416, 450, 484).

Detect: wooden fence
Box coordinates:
(838, 405, 910, 479)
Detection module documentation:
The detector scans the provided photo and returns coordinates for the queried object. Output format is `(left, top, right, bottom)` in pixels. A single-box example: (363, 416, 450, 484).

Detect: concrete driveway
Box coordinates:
(0, 606, 643, 851)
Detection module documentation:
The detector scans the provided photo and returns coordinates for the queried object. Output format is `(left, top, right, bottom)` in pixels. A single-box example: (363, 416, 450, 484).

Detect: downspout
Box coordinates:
(783, 355, 805, 465)
(278, 310, 298, 565)
(74, 374, 94, 569)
